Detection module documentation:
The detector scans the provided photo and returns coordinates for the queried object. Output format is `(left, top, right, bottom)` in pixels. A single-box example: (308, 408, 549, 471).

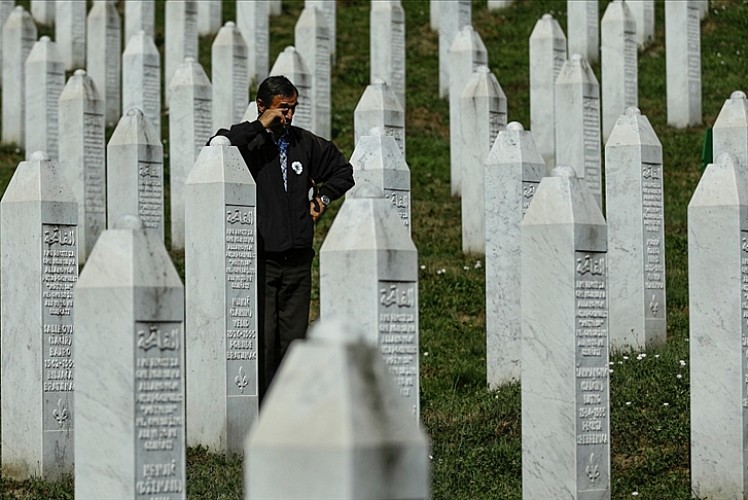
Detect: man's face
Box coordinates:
(258, 93, 298, 130)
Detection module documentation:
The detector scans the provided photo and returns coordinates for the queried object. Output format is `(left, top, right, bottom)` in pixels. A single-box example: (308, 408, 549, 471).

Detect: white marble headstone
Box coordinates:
(567, 0, 599, 64)
(74, 216, 185, 500)
(0, 1, 14, 80)
(353, 80, 405, 157)
(304, 0, 335, 64)
(165, 0, 198, 107)
(605, 108, 666, 350)
(459, 66, 507, 255)
(689, 152, 748, 500)
(713, 90, 748, 168)
(295, 6, 331, 139)
(350, 134, 411, 234)
(488, 0, 513, 9)
(430, 0, 439, 31)
(1, 151, 77, 481)
(370, 0, 405, 110)
(58, 69, 106, 264)
(485, 122, 545, 388)
(123, 30, 162, 140)
(185, 136, 258, 453)
(438, 0, 471, 98)
(107, 108, 164, 240)
(521, 165, 610, 499)
(555, 54, 602, 207)
(627, 0, 655, 49)
(197, 0, 221, 35)
(242, 101, 259, 123)
(25, 36, 65, 161)
(269, 0, 282, 16)
(1, 6, 37, 145)
(666, 0, 702, 128)
(237, 1, 269, 84)
(55, 0, 86, 71)
(86, 0, 121, 127)
(320, 189, 420, 418)
(449, 25, 488, 196)
(168, 57, 212, 250)
(125, 0, 155, 43)
(245, 319, 430, 500)
(601, 0, 638, 142)
(529, 13, 567, 169)
(31, 0, 55, 25)
(269, 46, 312, 132)
(212, 21, 249, 130)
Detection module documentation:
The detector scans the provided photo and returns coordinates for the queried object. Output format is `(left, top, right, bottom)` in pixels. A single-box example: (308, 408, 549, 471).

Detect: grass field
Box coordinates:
(2, 0, 748, 498)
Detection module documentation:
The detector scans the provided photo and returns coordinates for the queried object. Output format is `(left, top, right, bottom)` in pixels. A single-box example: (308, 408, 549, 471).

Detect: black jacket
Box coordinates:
(212, 120, 354, 253)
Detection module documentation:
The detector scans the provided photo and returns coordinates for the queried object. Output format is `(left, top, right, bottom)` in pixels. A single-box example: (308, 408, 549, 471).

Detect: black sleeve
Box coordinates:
(310, 135, 355, 201)
(207, 120, 266, 147)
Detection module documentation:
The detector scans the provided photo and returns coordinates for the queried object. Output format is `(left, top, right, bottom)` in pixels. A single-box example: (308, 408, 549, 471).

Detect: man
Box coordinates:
(211, 75, 354, 398)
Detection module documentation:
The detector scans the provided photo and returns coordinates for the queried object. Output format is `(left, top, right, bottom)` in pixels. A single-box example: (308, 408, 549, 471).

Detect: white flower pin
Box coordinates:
(291, 161, 303, 175)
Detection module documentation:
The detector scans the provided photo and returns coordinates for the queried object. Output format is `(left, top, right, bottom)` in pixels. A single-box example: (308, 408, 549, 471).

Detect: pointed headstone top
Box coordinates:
(506, 121, 524, 132)
(210, 135, 231, 147)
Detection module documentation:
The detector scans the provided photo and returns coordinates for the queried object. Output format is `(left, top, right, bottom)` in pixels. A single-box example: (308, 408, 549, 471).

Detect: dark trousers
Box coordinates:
(257, 248, 314, 401)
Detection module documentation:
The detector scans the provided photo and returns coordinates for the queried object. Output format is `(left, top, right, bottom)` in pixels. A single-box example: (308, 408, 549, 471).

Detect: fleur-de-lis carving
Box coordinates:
(649, 294, 660, 316)
(53, 398, 68, 427)
(235, 366, 248, 393)
(586, 453, 600, 484)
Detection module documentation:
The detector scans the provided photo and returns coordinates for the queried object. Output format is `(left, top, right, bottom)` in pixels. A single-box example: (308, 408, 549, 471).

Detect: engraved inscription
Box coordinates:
(641, 162, 665, 324)
(623, 29, 637, 106)
(225, 206, 258, 398)
(574, 251, 610, 495)
(42, 224, 77, 475)
(106, 26, 120, 101)
(184, 2, 198, 60)
(134, 322, 185, 500)
(390, 13, 405, 101)
(378, 281, 419, 416)
(384, 125, 405, 155)
(553, 47, 566, 80)
(489, 110, 506, 147)
(741, 230, 748, 495)
(232, 51, 249, 120)
(142, 63, 160, 131)
(138, 160, 163, 232)
(687, 5, 701, 83)
(294, 84, 312, 131)
(522, 181, 540, 216)
(315, 30, 331, 116)
(193, 98, 212, 159)
(385, 188, 410, 230)
(582, 96, 601, 198)
(47, 69, 65, 159)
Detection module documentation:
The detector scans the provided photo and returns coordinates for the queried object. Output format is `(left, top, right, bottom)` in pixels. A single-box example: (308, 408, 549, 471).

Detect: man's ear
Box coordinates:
(256, 99, 265, 114)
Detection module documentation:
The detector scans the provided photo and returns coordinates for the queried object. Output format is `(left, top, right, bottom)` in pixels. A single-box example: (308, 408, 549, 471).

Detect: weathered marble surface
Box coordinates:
(74, 216, 185, 500)
(689, 152, 748, 499)
(185, 136, 258, 453)
(521, 166, 610, 499)
(666, 0, 701, 128)
(529, 13, 566, 169)
(245, 319, 430, 500)
(485, 122, 545, 388)
(605, 108, 666, 350)
(713, 90, 748, 167)
(1, 151, 77, 481)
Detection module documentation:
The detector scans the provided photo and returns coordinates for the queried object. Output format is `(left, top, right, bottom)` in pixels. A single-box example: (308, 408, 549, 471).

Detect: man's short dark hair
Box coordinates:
(256, 75, 298, 105)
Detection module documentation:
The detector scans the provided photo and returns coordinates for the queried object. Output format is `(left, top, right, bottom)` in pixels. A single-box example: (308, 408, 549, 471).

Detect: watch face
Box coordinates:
(321, 195, 331, 206)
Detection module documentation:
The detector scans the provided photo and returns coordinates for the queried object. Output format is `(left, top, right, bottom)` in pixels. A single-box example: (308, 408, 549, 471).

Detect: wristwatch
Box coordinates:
(320, 194, 331, 207)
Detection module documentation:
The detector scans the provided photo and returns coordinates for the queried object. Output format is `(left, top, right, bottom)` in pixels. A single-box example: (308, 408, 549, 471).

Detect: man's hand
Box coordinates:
(310, 197, 326, 222)
(258, 107, 288, 131)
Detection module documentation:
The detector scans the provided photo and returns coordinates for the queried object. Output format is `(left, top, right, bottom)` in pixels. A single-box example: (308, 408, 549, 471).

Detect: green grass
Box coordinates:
(3, 0, 748, 498)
